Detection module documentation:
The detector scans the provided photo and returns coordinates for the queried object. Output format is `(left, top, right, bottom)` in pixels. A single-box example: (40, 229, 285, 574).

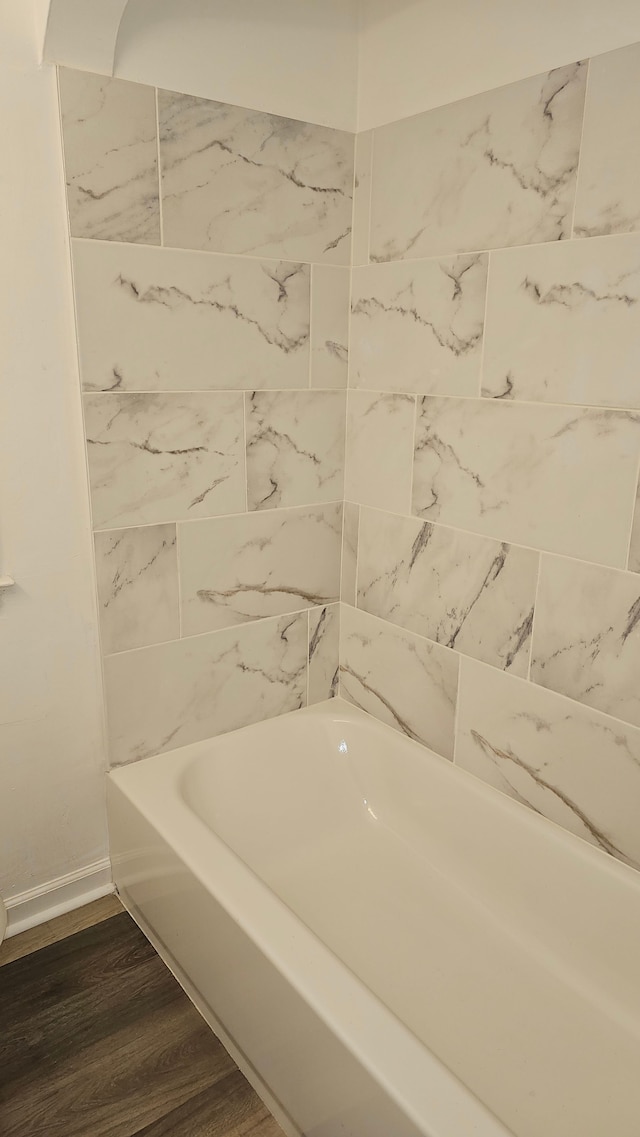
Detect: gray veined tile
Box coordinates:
(310, 265, 350, 389)
(412, 396, 640, 567)
(72, 240, 310, 392)
(630, 484, 640, 574)
(345, 391, 416, 515)
(455, 657, 640, 871)
(341, 502, 360, 606)
(245, 391, 345, 511)
(350, 255, 487, 396)
(58, 69, 160, 245)
(574, 42, 640, 238)
(158, 91, 354, 264)
(308, 604, 340, 704)
(352, 130, 374, 267)
(357, 507, 538, 676)
(340, 605, 458, 759)
(179, 503, 342, 636)
(95, 525, 179, 654)
(105, 612, 308, 765)
(370, 62, 586, 262)
(531, 555, 640, 730)
(85, 392, 245, 529)
(483, 233, 640, 408)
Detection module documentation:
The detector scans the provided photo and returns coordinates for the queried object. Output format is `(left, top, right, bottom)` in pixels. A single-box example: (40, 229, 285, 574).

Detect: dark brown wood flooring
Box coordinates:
(0, 911, 285, 1137)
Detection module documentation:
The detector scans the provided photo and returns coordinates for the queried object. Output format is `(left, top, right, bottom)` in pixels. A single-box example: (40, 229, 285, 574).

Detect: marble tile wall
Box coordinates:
(59, 67, 353, 765)
(342, 41, 640, 871)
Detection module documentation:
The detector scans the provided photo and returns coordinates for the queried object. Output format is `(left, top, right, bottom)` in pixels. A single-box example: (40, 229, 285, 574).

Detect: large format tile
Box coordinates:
(350, 255, 487, 395)
(179, 503, 342, 635)
(58, 69, 160, 244)
(357, 508, 537, 676)
(340, 606, 458, 758)
(85, 392, 245, 529)
(630, 488, 640, 574)
(308, 604, 340, 704)
(310, 266, 349, 388)
(158, 91, 354, 264)
(345, 391, 416, 514)
(412, 397, 640, 566)
(574, 42, 640, 238)
(73, 240, 310, 392)
(531, 555, 640, 729)
(105, 612, 307, 764)
(483, 234, 640, 407)
(245, 391, 345, 510)
(370, 63, 586, 262)
(352, 130, 373, 267)
(94, 525, 179, 654)
(341, 502, 360, 605)
(455, 658, 640, 870)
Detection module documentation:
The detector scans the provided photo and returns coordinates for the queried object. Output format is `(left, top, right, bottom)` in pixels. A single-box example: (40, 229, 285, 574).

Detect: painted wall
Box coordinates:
(342, 43, 640, 872)
(0, 1, 108, 905)
(358, 0, 640, 128)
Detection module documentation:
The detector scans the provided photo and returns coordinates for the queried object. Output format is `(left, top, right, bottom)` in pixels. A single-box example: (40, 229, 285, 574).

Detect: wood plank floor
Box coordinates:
(0, 910, 285, 1137)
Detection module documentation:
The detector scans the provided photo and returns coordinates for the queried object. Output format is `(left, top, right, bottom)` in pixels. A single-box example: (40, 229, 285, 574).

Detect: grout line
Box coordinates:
(104, 605, 323, 659)
(241, 391, 249, 513)
(175, 521, 183, 638)
(477, 252, 491, 397)
(365, 130, 374, 265)
(569, 58, 591, 239)
(316, 386, 640, 416)
(526, 551, 544, 681)
(451, 651, 464, 766)
(154, 88, 164, 247)
(92, 499, 345, 535)
(308, 265, 314, 389)
(306, 610, 311, 707)
(623, 445, 640, 570)
(83, 387, 342, 397)
(408, 393, 419, 516)
(353, 504, 361, 607)
(71, 234, 347, 269)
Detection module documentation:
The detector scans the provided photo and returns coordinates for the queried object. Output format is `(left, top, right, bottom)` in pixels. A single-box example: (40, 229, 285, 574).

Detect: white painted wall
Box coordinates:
(358, 0, 640, 129)
(115, 0, 359, 130)
(0, 0, 108, 906)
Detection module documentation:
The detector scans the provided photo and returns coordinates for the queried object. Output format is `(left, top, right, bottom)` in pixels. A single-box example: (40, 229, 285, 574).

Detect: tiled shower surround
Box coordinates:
(59, 43, 640, 870)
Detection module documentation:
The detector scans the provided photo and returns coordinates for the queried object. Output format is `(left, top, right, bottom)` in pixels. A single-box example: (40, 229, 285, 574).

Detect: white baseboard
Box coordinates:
(5, 858, 113, 938)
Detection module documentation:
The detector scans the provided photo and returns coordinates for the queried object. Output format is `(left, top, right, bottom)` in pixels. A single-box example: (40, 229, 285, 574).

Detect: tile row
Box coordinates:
(345, 391, 640, 569)
(365, 42, 640, 262)
(59, 69, 355, 265)
(339, 605, 640, 872)
(72, 239, 349, 392)
(85, 389, 346, 529)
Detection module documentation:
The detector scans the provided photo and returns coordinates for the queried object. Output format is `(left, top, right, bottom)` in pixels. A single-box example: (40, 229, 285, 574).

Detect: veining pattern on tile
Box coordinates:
(351, 255, 487, 395)
(245, 391, 345, 511)
(345, 391, 416, 514)
(456, 657, 640, 870)
(531, 555, 640, 729)
(370, 63, 587, 262)
(58, 69, 160, 244)
(352, 130, 373, 267)
(574, 42, 640, 238)
(95, 525, 179, 654)
(179, 503, 342, 635)
(158, 91, 354, 263)
(483, 234, 640, 407)
(308, 604, 340, 704)
(85, 392, 245, 529)
(105, 612, 308, 765)
(340, 606, 458, 758)
(311, 265, 349, 388)
(357, 507, 538, 676)
(73, 240, 310, 392)
(412, 396, 640, 566)
(341, 502, 360, 606)
(630, 487, 640, 574)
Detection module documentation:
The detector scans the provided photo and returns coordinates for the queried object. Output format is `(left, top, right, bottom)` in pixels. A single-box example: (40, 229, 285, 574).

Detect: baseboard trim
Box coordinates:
(5, 858, 113, 938)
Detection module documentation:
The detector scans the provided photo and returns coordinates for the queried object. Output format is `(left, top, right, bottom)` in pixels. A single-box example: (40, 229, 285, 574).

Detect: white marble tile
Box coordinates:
(105, 612, 308, 765)
(340, 606, 458, 758)
(345, 391, 416, 514)
(370, 63, 586, 262)
(630, 487, 640, 574)
(483, 234, 640, 407)
(574, 43, 640, 238)
(412, 397, 640, 566)
(179, 503, 342, 636)
(455, 657, 640, 870)
(85, 392, 245, 529)
(158, 91, 354, 264)
(72, 240, 310, 392)
(351, 255, 487, 395)
(310, 265, 349, 389)
(58, 69, 160, 244)
(245, 391, 345, 511)
(358, 507, 538, 677)
(94, 525, 178, 654)
(352, 129, 373, 267)
(308, 604, 340, 704)
(341, 501, 360, 606)
(531, 555, 640, 729)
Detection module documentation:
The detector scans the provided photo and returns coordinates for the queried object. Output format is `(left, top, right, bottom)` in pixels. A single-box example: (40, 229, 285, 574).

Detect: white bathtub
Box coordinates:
(108, 699, 640, 1137)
